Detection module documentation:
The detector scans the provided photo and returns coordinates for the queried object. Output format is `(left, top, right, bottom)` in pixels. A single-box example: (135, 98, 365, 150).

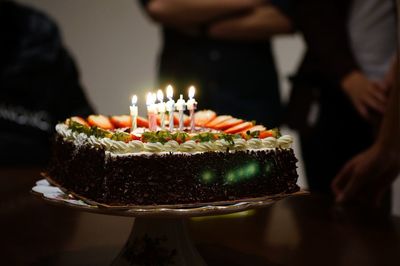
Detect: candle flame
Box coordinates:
(188, 86, 195, 99)
(166, 85, 173, 99)
(146, 92, 154, 105)
(157, 89, 164, 102)
(131, 95, 137, 106)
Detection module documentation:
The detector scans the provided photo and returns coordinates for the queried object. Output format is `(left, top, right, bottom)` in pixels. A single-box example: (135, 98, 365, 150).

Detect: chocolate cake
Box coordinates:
(45, 111, 299, 206)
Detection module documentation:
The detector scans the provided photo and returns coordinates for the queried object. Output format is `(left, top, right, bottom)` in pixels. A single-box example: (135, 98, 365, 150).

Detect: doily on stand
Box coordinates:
(32, 179, 308, 266)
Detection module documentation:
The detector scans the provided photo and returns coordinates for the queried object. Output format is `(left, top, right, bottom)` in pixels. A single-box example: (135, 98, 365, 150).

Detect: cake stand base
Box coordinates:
(112, 218, 206, 266)
(32, 179, 308, 265)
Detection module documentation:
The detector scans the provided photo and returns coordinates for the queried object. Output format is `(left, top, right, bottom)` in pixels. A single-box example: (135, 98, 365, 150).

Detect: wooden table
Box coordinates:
(1, 167, 400, 266)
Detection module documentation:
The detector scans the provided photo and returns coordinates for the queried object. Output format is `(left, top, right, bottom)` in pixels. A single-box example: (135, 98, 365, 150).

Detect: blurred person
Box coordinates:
(140, 0, 293, 127)
(332, 59, 400, 206)
(286, 0, 396, 197)
(0, 1, 94, 165)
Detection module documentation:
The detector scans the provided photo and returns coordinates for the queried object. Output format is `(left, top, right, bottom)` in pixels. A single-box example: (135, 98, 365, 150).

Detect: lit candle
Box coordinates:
(186, 86, 197, 132)
(157, 89, 166, 129)
(146, 92, 157, 131)
(165, 85, 175, 131)
(176, 94, 186, 131)
(130, 94, 138, 133)
(152, 93, 158, 131)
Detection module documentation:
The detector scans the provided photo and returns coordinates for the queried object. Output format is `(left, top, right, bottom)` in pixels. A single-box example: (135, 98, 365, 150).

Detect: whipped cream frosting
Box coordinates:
(55, 123, 293, 155)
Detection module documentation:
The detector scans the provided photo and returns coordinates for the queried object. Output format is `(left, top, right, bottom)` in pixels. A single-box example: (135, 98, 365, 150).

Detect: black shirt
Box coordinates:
(139, 0, 283, 127)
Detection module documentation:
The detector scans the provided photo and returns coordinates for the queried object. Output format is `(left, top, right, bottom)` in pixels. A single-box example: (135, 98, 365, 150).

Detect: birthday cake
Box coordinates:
(45, 110, 299, 206)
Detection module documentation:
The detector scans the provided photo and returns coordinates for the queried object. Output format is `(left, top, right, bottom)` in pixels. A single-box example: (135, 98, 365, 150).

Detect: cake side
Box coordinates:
(46, 135, 299, 206)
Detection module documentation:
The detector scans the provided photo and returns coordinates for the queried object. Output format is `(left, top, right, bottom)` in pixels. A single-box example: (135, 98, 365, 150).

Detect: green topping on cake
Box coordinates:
(68, 119, 112, 139)
(271, 128, 281, 138)
(65, 116, 280, 144)
(141, 131, 161, 143)
(67, 120, 91, 135)
(141, 131, 173, 143)
(172, 132, 190, 144)
(111, 131, 132, 142)
(91, 126, 113, 138)
(141, 131, 192, 144)
(219, 133, 240, 145)
(191, 132, 217, 142)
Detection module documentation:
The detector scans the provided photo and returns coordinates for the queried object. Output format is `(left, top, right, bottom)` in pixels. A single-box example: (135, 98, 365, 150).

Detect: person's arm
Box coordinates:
(332, 60, 400, 206)
(207, 3, 293, 41)
(143, 0, 262, 27)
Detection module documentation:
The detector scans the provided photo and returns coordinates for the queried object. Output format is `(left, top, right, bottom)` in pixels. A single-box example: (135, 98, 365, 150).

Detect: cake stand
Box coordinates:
(32, 179, 308, 266)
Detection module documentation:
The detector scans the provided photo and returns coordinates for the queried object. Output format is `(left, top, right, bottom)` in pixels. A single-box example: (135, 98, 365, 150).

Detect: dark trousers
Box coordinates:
(289, 83, 392, 211)
(300, 85, 374, 194)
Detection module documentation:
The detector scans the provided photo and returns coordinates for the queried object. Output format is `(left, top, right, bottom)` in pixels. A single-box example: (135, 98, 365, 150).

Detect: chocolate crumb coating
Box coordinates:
(46, 136, 299, 206)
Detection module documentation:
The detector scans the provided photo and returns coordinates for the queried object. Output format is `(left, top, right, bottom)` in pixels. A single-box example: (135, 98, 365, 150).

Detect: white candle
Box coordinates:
(146, 92, 157, 131)
(157, 89, 166, 129)
(176, 94, 186, 131)
(152, 93, 158, 130)
(186, 86, 197, 132)
(130, 94, 138, 133)
(165, 85, 175, 131)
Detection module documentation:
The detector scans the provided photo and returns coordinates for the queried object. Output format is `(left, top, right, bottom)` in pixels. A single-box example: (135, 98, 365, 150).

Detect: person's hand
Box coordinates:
(207, 4, 292, 41)
(146, 0, 262, 27)
(341, 71, 388, 121)
(331, 143, 400, 207)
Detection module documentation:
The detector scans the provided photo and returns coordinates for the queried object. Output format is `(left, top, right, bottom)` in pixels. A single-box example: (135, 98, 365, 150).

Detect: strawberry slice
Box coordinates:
(244, 125, 266, 133)
(184, 114, 191, 126)
(156, 114, 163, 126)
(156, 114, 169, 126)
(137, 116, 149, 128)
(70, 116, 89, 127)
(194, 110, 216, 127)
(224, 121, 253, 134)
(110, 115, 131, 128)
(259, 130, 274, 139)
(172, 113, 180, 125)
(213, 118, 243, 130)
(130, 134, 141, 141)
(205, 115, 232, 129)
(172, 112, 190, 126)
(87, 115, 114, 130)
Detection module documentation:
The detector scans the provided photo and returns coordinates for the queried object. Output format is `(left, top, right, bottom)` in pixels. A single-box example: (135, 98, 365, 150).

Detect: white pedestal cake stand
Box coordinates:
(32, 179, 308, 266)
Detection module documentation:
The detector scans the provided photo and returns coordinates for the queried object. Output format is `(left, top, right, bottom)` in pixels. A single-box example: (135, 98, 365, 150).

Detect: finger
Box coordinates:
(336, 159, 365, 203)
(362, 94, 386, 114)
(355, 101, 369, 120)
(332, 160, 354, 197)
(369, 85, 388, 104)
(371, 81, 389, 92)
(337, 177, 361, 203)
